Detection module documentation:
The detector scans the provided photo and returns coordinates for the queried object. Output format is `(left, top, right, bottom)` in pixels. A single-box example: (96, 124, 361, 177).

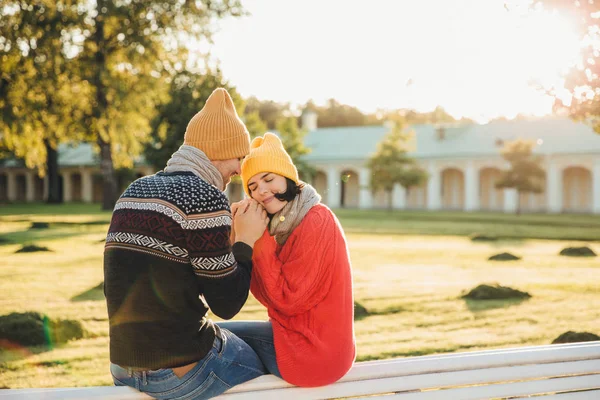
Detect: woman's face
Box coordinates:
(247, 172, 288, 214)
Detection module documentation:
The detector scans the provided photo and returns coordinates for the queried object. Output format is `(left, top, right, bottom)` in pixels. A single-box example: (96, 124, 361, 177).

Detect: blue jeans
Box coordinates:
(110, 327, 266, 399)
(216, 321, 281, 378)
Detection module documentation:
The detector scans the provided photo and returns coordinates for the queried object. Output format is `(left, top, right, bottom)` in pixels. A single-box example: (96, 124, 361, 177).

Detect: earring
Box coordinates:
(279, 216, 285, 222)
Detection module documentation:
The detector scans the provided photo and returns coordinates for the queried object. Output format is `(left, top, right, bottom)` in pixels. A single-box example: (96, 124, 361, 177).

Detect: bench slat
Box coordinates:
(222, 341, 600, 394)
(368, 375, 600, 400)
(535, 390, 600, 399)
(218, 361, 600, 399)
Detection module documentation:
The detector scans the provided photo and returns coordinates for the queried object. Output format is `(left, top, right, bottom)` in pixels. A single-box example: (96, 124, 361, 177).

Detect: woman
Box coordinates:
(219, 132, 356, 387)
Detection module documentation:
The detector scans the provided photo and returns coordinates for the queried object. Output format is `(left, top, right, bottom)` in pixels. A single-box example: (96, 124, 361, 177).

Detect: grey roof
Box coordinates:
(303, 117, 600, 162)
(304, 125, 390, 161)
(411, 118, 600, 158)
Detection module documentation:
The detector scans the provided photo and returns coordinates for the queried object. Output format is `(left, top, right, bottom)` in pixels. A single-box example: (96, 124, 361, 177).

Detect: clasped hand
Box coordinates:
(230, 199, 269, 248)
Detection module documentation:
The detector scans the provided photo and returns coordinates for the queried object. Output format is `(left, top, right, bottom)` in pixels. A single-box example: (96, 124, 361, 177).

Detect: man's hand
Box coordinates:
(234, 199, 268, 248)
(230, 199, 250, 244)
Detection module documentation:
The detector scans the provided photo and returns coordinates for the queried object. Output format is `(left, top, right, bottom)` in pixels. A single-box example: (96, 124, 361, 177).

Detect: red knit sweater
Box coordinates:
(251, 204, 356, 387)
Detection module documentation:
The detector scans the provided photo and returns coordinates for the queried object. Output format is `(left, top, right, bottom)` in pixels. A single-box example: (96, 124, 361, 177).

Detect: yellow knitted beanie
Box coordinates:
(241, 132, 299, 196)
(183, 88, 250, 160)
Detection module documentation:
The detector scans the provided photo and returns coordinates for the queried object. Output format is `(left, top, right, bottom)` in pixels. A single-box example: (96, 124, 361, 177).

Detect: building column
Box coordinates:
(426, 162, 441, 210)
(593, 159, 600, 214)
(464, 161, 479, 211)
(392, 184, 406, 209)
(7, 171, 17, 202)
(326, 166, 341, 209)
(546, 159, 562, 213)
(81, 169, 94, 203)
(62, 171, 72, 203)
(25, 172, 36, 202)
(503, 189, 518, 213)
(358, 167, 373, 209)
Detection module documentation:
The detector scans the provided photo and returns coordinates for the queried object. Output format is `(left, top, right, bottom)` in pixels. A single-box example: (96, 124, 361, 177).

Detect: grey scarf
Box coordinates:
(269, 183, 321, 245)
(163, 145, 224, 191)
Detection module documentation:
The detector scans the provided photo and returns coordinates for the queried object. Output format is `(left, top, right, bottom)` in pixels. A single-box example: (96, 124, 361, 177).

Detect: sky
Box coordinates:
(204, 0, 581, 123)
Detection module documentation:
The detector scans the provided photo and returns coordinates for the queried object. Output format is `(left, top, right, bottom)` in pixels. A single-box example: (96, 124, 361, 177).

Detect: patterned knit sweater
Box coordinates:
(104, 171, 253, 370)
(251, 204, 356, 387)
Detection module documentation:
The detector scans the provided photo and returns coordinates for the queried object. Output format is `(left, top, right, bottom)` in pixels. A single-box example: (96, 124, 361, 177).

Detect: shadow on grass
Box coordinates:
(1, 223, 108, 246)
(463, 297, 530, 313)
(354, 301, 406, 321)
(71, 282, 104, 302)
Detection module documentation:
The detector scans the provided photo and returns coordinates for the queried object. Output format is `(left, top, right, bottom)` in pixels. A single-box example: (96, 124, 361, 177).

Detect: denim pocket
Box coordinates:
(174, 371, 230, 400)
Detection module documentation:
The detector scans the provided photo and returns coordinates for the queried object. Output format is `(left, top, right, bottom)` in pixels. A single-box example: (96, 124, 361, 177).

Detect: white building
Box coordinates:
(233, 113, 600, 214)
(2, 114, 600, 214)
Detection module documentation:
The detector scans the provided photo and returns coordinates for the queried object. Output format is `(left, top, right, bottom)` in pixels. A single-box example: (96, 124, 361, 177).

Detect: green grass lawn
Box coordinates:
(1, 204, 599, 388)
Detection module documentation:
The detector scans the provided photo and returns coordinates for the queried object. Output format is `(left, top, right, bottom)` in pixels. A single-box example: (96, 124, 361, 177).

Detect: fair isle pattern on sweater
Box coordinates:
(106, 232, 189, 259)
(105, 172, 236, 277)
(114, 199, 232, 230)
(191, 253, 236, 276)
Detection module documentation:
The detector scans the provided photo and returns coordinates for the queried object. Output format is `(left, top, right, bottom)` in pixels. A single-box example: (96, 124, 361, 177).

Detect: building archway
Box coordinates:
(0, 174, 7, 202)
(15, 174, 27, 202)
(71, 173, 82, 202)
(313, 171, 328, 204)
(563, 166, 592, 213)
(340, 170, 359, 208)
(407, 184, 428, 209)
(479, 167, 504, 211)
(441, 168, 464, 210)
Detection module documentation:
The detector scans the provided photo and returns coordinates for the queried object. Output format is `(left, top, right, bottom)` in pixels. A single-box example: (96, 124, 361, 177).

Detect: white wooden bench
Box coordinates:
(2, 341, 599, 399)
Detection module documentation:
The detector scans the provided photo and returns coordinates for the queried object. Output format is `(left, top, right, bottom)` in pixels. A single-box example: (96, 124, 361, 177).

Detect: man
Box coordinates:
(104, 88, 268, 399)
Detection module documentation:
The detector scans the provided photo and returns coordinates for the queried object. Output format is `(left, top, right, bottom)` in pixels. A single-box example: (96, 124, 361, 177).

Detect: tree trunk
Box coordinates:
(45, 139, 61, 204)
(93, 0, 118, 210)
(516, 191, 521, 215)
(387, 190, 393, 211)
(98, 137, 118, 210)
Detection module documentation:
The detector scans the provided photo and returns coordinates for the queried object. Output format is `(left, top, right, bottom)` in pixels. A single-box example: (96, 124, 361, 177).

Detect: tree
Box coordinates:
(531, 1, 600, 131)
(245, 97, 291, 130)
(368, 106, 468, 126)
(495, 139, 545, 215)
(0, 1, 91, 203)
(367, 121, 428, 209)
(275, 117, 313, 181)
(144, 70, 244, 170)
(310, 98, 369, 127)
(243, 110, 267, 139)
(78, 0, 245, 209)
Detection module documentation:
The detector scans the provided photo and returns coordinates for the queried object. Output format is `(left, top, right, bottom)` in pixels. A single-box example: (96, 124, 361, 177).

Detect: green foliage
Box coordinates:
(0, 1, 91, 183)
(373, 106, 467, 126)
(0, 312, 85, 348)
(275, 116, 314, 180)
(245, 97, 291, 130)
(367, 121, 428, 207)
(244, 110, 268, 139)
(496, 139, 545, 213)
(144, 70, 243, 169)
(307, 98, 369, 127)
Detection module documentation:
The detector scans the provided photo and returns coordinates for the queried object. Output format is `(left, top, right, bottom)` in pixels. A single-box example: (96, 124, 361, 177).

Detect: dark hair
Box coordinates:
(273, 178, 304, 202)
